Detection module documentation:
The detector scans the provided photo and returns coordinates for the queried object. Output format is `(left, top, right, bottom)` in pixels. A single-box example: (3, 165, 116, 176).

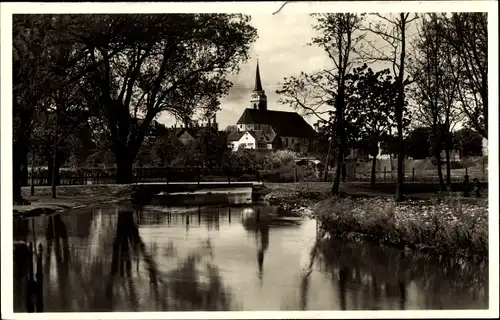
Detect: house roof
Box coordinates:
(227, 131, 246, 142)
(236, 108, 317, 138)
(168, 126, 218, 139)
(227, 130, 276, 143)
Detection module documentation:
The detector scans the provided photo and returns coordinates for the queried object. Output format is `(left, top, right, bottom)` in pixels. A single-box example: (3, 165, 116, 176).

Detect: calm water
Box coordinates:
(13, 190, 488, 312)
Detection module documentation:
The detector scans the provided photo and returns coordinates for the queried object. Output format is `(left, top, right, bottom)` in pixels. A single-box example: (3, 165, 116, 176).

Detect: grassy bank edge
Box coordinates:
(264, 183, 488, 262)
(14, 185, 133, 219)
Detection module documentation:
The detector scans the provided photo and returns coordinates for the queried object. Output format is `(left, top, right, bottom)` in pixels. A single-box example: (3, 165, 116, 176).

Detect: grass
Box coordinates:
(315, 195, 488, 261)
(265, 181, 488, 201)
(264, 182, 488, 260)
(14, 184, 132, 217)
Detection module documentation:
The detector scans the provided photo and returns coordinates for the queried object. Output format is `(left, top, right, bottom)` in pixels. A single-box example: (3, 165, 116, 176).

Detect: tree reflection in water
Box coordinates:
(101, 208, 233, 311)
(106, 210, 139, 310)
(45, 214, 70, 310)
(314, 236, 488, 310)
(298, 227, 324, 311)
(13, 240, 44, 312)
(241, 207, 270, 284)
(241, 206, 302, 285)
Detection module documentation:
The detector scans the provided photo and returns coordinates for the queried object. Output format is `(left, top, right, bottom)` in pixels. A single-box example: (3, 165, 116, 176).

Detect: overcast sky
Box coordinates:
(158, 14, 329, 129)
(157, 13, 422, 130)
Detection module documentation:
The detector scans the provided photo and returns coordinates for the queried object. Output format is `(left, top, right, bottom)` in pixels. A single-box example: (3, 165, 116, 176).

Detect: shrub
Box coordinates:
(316, 196, 488, 260)
(263, 150, 298, 170)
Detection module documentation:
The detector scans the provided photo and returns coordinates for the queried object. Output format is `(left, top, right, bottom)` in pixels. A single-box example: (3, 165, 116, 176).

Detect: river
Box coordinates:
(12, 189, 488, 312)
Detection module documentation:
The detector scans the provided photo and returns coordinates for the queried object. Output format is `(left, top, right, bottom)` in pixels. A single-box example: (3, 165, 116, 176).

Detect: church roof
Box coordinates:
(236, 108, 317, 138)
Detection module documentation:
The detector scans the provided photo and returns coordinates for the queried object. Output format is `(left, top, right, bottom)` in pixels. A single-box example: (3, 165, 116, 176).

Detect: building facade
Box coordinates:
(229, 60, 318, 152)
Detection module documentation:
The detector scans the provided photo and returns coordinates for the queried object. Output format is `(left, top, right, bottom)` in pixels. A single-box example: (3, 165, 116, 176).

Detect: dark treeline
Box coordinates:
(276, 13, 487, 199)
(14, 13, 487, 203)
(13, 14, 258, 203)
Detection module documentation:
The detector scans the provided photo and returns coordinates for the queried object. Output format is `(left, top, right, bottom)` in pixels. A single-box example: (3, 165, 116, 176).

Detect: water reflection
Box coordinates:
(13, 240, 44, 312)
(45, 215, 69, 310)
(315, 236, 488, 310)
(12, 200, 488, 312)
(241, 208, 270, 283)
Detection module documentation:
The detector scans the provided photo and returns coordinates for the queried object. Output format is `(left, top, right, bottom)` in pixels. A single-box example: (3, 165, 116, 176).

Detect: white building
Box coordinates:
(227, 130, 276, 151)
(228, 60, 317, 153)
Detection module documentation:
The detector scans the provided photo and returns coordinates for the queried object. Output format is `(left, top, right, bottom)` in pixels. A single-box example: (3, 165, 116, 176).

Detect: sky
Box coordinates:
(158, 14, 330, 130)
(156, 13, 433, 131)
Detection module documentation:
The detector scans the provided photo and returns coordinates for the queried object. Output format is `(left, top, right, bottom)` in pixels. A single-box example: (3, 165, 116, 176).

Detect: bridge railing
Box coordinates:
(25, 166, 261, 186)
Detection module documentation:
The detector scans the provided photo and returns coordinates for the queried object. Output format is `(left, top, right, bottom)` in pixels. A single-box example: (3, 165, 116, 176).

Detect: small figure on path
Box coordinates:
(472, 178, 481, 198)
(462, 175, 470, 197)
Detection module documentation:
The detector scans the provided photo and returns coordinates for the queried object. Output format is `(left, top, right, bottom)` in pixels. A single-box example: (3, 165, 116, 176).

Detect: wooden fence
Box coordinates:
(25, 166, 260, 187)
(327, 165, 488, 183)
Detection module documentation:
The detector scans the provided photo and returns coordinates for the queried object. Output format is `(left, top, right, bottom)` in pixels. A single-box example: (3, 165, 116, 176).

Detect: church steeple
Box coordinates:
(254, 60, 263, 91)
(251, 59, 267, 111)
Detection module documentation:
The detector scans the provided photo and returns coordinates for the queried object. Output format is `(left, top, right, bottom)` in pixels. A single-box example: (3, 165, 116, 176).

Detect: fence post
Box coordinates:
(197, 167, 201, 185)
(384, 167, 386, 182)
(465, 167, 468, 176)
(295, 166, 298, 182)
(228, 166, 231, 184)
(166, 167, 169, 185)
(482, 157, 485, 181)
(30, 164, 35, 196)
(412, 167, 415, 182)
(257, 168, 260, 183)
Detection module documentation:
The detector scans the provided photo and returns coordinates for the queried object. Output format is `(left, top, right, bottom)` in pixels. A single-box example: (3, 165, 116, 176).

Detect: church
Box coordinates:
(227, 61, 318, 152)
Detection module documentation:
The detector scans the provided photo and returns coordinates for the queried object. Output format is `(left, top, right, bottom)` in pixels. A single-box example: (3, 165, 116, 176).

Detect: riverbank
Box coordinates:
(265, 182, 488, 261)
(264, 181, 487, 208)
(14, 182, 489, 261)
(14, 185, 132, 218)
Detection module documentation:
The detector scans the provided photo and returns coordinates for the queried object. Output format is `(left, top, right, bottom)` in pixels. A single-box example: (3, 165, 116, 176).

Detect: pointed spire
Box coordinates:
(254, 59, 263, 92)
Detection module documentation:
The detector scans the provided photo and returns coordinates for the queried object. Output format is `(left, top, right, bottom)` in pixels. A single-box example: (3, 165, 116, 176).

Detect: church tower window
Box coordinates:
(250, 59, 267, 111)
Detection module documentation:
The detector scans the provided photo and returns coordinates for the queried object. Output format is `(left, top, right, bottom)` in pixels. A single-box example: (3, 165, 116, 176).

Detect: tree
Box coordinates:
(78, 14, 257, 183)
(443, 13, 488, 139)
(13, 15, 108, 203)
(453, 128, 484, 158)
(409, 14, 463, 188)
(380, 133, 399, 159)
(360, 13, 418, 201)
(405, 127, 431, 160)
(347, 65, 398, 188)
(225, 125, 238, 133)
(13, 16, 54, 203)
(277, 13, 365, 194)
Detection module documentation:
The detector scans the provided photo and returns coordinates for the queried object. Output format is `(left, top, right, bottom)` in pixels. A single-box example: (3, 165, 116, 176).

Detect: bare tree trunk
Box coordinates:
(13, 143, 24, 204)
(30, 151, 35, 196)
(445, 144, 451, 186)
(332, 138, 345, 194)
(323, 138, 333, 182)
(395, 13, 408, 202)
(370, 153, 377, 189)
(332, 83, 346, 194)
(444, 121, 452, 186)
(435, 150, 445, 191)
(51, 111, 59, 199)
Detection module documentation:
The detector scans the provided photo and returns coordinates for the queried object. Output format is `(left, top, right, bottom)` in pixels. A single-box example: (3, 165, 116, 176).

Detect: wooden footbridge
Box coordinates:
(131, 181, 268, 205)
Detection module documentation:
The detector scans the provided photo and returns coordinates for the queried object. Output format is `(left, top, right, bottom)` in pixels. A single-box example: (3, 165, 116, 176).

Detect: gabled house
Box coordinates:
(167, 115, 220, 146)
(229, 60, 318, 152)
(227, 130, 281, 151)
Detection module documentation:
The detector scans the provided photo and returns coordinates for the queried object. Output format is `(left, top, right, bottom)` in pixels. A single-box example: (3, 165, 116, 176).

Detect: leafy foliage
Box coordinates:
(453, 128, 484, 157)
(277, 13, 366, 193)
(13, 13, 257, 193)
(442, 13, 488, 138)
